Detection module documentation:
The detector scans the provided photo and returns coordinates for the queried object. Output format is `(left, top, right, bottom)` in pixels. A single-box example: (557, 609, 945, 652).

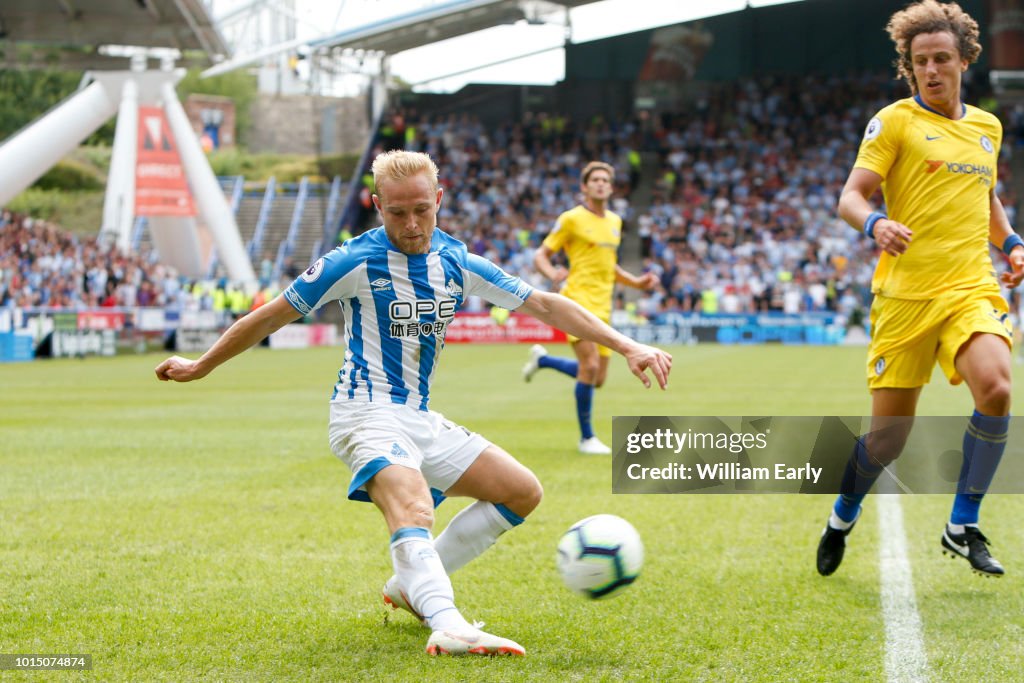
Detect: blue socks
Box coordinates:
(831, 411, 1009, 527)
(833, 438, 883, 524)
(539, 355, 578, 378)
(537, 354, 592, 441)
(951, 410, 1009, 525)
(575, 381, 595, 440)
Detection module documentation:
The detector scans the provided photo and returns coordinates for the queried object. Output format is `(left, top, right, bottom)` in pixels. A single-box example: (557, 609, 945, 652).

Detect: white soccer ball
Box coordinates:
(556, 514, 644, 599)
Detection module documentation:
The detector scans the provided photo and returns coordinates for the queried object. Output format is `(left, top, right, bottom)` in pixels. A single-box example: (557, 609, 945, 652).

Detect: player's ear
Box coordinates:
(435, 187, 443, 208)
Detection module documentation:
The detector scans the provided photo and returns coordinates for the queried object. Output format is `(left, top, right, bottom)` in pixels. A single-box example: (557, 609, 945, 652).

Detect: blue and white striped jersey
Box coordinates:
(283, 227, 534, 410)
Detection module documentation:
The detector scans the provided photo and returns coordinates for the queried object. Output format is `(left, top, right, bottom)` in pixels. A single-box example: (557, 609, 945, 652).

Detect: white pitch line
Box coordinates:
(877, 494, 930, 683)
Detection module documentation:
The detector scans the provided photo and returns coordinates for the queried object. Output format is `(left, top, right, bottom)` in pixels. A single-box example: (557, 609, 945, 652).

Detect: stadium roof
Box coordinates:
(0, 0, 229, 61)
(306, 0, 599, 55)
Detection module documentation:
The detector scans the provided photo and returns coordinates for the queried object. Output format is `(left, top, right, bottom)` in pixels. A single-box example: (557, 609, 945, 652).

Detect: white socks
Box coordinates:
(387, 504, 523, 632)
(434, 501, 517, 574)
(828, 510, 856, 531)
(389, 528, 471, 632)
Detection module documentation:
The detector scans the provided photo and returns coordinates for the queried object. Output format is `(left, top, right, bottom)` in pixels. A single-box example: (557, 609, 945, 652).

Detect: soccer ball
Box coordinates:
(556, 514, 643, 599)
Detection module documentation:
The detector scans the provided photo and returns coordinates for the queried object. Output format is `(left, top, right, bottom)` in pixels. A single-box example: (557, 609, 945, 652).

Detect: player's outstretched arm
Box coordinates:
(155, 295, 302, 382)
(517, 290, 672, 389)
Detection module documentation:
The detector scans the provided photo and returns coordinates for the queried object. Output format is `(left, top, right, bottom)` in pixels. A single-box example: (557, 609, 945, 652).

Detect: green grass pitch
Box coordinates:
(2, 343, 1023, 681)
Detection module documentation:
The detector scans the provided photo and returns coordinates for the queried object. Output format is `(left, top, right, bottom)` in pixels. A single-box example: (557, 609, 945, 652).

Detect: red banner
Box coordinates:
(135, 106, 195, 217)
(444, 313, 567, 344)
(77, 310, 126, 331)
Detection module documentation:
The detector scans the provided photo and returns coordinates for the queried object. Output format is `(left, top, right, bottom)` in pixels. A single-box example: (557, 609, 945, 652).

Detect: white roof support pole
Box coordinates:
(373, 55, 390, 121)
(0, 80, 117, 206)
(102, 78, 139, 253)
(160, 80, 256, 284)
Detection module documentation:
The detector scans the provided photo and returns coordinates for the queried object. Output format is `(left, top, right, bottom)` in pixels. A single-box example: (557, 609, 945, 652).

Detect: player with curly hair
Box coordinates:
(816, 0, 1024, 578)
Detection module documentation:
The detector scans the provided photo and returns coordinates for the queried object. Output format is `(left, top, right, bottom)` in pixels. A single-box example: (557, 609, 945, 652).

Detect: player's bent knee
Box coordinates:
(976, 378, 1012, 416)
(504, 473, 543, 518)
(521, 476, 544, 514)
(865, 433, 909, 465)
(578, 362, 601, 383)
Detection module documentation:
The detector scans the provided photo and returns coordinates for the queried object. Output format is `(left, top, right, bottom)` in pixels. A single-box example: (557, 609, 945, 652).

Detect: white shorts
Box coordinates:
(327, 400, 490, 505)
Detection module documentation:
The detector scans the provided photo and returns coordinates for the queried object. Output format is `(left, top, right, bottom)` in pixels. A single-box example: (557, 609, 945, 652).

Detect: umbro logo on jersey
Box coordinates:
(445, 278, 463, 297)
(371, 278, 392, 291)
(390, 442, 409, 458)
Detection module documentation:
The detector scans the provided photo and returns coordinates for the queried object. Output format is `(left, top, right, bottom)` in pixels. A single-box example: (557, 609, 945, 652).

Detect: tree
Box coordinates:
(0, 69, 115, 144)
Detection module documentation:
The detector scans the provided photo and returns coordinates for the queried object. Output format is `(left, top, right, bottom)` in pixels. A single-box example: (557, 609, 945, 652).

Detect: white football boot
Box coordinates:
(578, 436, 612, 455)
(425, 628, 525, 656)
(381, 576, 427, 626)
(522, 344, 547, 382)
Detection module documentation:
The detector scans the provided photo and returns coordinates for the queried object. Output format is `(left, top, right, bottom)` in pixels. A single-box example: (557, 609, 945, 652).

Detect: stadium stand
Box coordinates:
(7, 63, 1019, 330)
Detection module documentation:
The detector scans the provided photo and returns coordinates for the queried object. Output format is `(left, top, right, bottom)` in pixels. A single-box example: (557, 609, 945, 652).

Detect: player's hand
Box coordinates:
(1001, 245, 1024, 288)
(873, 219, 912, 256)
(624, 343, 673, 390)
(549, 266, 569, 287)
(638, 272, 661, 291)
(155, 355, 208, 382)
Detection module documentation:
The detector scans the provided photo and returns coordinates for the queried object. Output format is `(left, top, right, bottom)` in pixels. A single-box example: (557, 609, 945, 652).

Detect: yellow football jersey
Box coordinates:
(542, 205, 622, 317)
(854, 97, 1002, 299)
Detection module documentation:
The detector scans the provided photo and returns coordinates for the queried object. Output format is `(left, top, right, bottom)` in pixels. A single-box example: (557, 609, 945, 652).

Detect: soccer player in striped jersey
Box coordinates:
(156, 150, 672, 656)
(816, 0, 1024, 578)
(526, 161, 660, 454)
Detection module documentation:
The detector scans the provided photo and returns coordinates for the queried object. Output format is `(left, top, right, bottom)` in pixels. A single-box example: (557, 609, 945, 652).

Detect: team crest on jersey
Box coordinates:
(874, 357, 886, 376)
(445, 278, 463, 297)
(301, 258, 324, 283)
(988, 308, 1010, 331)
(980, 135, 994, 154)
(371, 278, 392, 291)
(864, 117, 882, 141)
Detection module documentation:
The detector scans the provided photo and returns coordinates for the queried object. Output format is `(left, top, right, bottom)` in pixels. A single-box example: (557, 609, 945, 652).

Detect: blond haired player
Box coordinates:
(525, 161, 659, 454)
(157, 151, 672, 656)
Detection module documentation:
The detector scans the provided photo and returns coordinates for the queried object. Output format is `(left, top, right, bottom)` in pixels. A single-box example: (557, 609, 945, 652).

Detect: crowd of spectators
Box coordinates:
(373, 109, 642, 298)
(3, 70, 1021, 325)
(0, 210, 249, 312)
(631, 72, 1018, 322)
(372, 73, 1019, 322)
(1, 211, 178, 309)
